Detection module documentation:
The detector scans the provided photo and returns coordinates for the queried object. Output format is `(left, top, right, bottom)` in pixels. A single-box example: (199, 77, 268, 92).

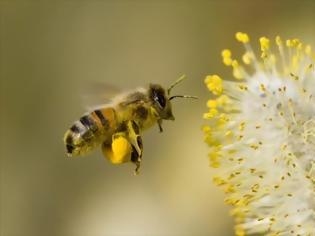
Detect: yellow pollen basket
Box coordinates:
(103, 136, 132, 164)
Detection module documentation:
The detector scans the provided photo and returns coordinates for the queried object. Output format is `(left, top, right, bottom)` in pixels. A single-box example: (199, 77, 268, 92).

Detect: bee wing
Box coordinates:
(81, 82, 123, 111)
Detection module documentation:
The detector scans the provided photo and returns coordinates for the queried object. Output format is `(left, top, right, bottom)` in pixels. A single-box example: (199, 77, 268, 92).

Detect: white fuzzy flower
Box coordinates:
(203, 33, 315, 235)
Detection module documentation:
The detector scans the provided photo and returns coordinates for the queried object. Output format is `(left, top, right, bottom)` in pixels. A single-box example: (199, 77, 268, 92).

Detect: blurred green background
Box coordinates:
(1, 1, 314, 235)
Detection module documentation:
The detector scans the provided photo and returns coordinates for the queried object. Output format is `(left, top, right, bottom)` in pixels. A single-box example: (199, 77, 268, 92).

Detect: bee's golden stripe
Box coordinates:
(94, 109, 110, 128)
(92, 107, 117, 130)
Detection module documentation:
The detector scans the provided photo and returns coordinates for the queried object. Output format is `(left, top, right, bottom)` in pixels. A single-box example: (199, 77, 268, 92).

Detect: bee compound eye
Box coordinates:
(154, 90, 166, 108)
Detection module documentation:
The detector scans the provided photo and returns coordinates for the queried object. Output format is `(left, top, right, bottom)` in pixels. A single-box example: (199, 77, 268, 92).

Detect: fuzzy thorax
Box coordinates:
(203, 33, 315, 235)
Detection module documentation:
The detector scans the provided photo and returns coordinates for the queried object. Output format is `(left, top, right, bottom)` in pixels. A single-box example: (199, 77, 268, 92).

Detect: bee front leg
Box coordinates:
(157, 119, 163, 133)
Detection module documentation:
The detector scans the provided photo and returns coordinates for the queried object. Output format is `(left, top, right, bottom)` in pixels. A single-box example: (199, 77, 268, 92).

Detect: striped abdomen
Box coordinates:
(64, 107, 116, 156)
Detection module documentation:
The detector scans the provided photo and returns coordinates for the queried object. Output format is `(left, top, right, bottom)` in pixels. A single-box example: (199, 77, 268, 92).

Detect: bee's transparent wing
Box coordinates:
(81, 82, 123, 111)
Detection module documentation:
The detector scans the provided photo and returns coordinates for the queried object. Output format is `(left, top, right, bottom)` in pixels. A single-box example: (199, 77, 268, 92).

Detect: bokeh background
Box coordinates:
(1, 1, 314, 235)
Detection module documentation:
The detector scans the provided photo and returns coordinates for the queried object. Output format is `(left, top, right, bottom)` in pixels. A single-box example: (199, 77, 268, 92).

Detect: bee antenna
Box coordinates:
(167, 75, 187, 95)
(169, 95, 198, 101)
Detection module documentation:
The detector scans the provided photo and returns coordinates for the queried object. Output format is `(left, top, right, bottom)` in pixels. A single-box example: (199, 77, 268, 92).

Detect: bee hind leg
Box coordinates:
(130, 135, 143, 175)
(126, 121, 143, 175)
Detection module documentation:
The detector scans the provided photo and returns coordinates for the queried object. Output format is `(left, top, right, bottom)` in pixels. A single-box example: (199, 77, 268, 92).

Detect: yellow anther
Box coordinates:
(260, 37, 270, 59)
(242, 52, 252, 64)
(235, 32, 250, 43)
(209, 151, 221, 164)
(233, 69, 243, 80)
(202, 125, 211, 133)
(231, 60, 243, 79)
(305, 45, 312, 55)
(222, 49, 232, 58)
(217, 95, 230, 106)
(205, 75, 223, 95)
(270, 54, 276, 64)
(235, 225, 246, 236)
(203, 108, 218, 119)
(213, 176, 226, 186)
(204, 75, 211, 84)
(207, 99, 217, 108)
(260, 37, 270, 50)
(225, 130, 233, 137)
(286, 39, 300, 48)
(211, 161, 221, 168)
(260, 84, 266, 92)
(239, 122, 245, 131)
(238, 84, 248, 91)
(290, 38, 301, 47)
(222, 49, 232, 66)
(297, 42, 303, 50)
(275, 35, 282, 46)
(215, 113, 229, 127)
(224, 184, 235, 193)
(232, 60, 239, 68)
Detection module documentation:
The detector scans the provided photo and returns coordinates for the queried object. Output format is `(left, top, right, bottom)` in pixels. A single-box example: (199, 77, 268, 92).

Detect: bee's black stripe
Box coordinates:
(65, 135, 73, 145)
(70, 124, 80, 133)
(66, 144, 75, 154)
(80, 115, 97, 132)
(94, 110, 110, 128)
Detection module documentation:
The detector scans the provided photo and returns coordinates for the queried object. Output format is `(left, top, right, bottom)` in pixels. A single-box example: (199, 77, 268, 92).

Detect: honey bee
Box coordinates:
(64, 76, 196, 174)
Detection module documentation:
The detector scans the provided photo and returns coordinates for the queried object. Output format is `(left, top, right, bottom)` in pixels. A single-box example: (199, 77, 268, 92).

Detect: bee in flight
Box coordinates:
(64, 76, 197, 175)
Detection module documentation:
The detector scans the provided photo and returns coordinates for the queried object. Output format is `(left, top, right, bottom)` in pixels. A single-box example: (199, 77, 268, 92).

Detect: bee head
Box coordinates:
(149, 76, 197, 121)
(149, 84, 175, 120)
